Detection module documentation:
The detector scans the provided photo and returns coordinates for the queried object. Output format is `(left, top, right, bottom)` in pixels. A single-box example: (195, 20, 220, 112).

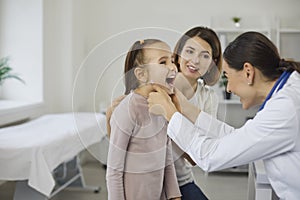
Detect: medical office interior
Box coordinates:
(0, 0, 300, 199)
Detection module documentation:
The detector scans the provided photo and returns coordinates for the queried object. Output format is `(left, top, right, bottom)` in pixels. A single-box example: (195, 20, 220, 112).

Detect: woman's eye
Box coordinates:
(186, 49, 194, 54)
(160, 60, 167, 65)
(204, 54, 210, 59)
(201, 53, 211, 59)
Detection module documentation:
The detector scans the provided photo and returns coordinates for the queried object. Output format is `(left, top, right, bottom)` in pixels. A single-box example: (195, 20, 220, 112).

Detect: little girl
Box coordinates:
(106, 39, 181, 200)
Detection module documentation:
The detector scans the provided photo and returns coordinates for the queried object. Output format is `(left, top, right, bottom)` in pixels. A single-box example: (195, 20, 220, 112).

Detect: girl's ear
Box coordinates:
(243, 62, 255, 85)
(134, 67, 148, 83)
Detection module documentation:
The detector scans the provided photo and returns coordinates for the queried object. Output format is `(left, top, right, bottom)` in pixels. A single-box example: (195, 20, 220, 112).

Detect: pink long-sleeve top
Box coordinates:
(106, 92, 181, 200)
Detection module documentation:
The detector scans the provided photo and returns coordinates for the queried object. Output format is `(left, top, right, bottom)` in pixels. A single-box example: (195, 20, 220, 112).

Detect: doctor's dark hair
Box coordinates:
(223, 31, 300, 81)
(173, 26, 222, 86)
(124, 39, 163, 95)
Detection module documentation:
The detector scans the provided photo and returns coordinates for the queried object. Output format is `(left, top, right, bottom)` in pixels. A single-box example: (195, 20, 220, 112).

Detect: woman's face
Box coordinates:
(223, 61, 258, 109)
(143, 42, 177, 94)
(178, 36, 213, 81)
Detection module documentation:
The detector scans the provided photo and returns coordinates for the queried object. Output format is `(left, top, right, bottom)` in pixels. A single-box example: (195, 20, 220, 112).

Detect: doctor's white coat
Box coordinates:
(168, 71, 300, 200)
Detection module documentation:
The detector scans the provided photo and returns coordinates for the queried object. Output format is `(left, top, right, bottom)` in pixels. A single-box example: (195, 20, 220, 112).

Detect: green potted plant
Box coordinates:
(232, 17, 241, 28)
(0, 57, 25, 85)
(219, 73, 231, 99)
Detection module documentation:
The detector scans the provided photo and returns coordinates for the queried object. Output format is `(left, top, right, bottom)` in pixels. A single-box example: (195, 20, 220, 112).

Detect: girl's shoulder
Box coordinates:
(113, 92, 147, 117)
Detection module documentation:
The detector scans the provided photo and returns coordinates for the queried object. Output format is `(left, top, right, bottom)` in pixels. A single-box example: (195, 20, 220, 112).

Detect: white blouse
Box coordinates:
(167, 71, 300, 200)
(173, 80, 219, 187)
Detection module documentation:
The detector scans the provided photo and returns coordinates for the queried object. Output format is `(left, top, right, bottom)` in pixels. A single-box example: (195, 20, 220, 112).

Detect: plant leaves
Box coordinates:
(0, 56, 25, 85)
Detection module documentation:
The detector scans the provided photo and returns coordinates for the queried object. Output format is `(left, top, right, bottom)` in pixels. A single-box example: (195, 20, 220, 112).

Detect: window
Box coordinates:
(0, 0, 43, 103)
(0, 0, 43, 126)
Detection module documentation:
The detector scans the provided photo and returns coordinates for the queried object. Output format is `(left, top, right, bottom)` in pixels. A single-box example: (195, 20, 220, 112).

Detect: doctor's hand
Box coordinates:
(147, 84, 178, 121)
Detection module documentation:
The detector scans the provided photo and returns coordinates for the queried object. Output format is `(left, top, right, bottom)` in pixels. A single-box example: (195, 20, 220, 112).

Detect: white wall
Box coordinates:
(43, 0, 74, 113)
(43, 0, 300, 113)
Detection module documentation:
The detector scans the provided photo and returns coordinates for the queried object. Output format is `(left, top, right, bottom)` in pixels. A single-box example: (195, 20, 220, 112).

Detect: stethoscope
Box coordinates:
(258, 71, 292, 111)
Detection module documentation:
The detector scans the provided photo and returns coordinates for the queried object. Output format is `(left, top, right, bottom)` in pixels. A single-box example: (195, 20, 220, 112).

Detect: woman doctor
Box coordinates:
(147, 31, 300, 200)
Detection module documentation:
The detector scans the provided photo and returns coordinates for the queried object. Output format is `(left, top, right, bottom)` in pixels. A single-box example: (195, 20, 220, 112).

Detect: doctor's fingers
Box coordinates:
(148, 92, 166, 106)
(148, 92, 165, 116)
(148, 86, 173, 105)
(151, 84, 170, 97)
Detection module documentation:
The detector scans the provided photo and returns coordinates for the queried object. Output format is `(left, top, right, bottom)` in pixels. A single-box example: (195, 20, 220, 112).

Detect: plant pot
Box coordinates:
(223, 90, 231, 100)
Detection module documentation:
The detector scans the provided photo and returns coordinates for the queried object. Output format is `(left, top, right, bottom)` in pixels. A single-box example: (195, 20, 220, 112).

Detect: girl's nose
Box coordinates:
(169, 62, 178, 73)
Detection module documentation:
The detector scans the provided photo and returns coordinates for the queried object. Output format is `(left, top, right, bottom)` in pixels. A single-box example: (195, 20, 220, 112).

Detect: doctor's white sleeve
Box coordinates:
(167, 96, 298, 172)
(167, 112, 234, 171)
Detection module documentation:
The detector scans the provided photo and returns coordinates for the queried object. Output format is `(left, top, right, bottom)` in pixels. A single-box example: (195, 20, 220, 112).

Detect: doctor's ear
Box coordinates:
(134, 67, 148, 83)
(243, 62, 255, 85)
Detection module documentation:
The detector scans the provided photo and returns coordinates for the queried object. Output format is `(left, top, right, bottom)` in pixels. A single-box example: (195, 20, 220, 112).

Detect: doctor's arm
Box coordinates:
(147, 85, 200, 123)
(148, 85, 298, 172)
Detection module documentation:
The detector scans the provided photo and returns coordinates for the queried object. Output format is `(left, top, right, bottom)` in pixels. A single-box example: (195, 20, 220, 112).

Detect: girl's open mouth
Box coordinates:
(166, 75, 176, 88)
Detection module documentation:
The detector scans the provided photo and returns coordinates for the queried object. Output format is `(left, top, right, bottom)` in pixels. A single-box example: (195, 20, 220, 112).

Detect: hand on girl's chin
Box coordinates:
(149, 82, 174, 95)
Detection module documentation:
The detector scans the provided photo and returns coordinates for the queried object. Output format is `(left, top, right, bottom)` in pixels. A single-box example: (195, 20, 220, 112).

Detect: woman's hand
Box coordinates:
(147, 84, 178, 121)
(106, 95, 127, 137)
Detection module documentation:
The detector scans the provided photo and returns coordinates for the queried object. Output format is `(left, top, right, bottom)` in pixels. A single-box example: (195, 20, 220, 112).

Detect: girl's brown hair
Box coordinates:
(107, 39, 165, 137)
(124, 39, 164, 95)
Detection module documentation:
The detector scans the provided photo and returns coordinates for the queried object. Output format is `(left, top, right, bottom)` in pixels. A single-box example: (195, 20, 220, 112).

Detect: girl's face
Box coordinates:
(178, 36, 212, 81)
(143, 42, 177, 94)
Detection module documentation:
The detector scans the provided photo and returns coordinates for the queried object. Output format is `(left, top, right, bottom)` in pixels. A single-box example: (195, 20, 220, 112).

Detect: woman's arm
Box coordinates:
(106, 95, 127, 137)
